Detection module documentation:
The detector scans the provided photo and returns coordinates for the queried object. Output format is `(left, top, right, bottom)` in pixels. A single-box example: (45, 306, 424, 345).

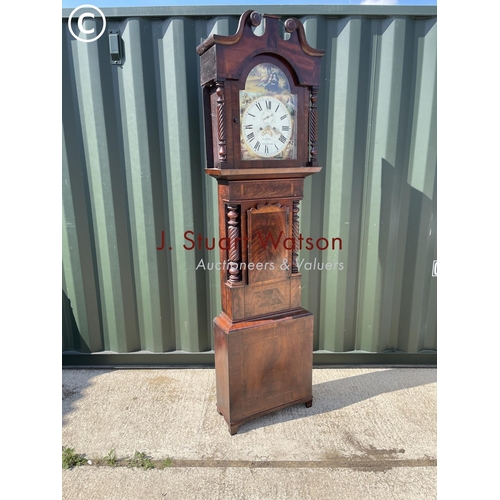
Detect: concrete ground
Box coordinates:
(62, 367, 436, 499)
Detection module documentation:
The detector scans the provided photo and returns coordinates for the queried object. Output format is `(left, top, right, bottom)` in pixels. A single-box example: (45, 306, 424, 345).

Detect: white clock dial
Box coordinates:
(242, 96, 292, 158)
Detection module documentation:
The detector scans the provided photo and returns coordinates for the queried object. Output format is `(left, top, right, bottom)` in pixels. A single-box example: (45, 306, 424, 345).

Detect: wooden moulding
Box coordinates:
(205, 167, 322, 181)
(197, 10, 324, 86)
(227, 178, 304, 200)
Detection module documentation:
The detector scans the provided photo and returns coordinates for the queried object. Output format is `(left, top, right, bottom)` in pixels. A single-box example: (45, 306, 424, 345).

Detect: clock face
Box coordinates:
(242, 96, 292, 158)
(240, 63, 297, 161)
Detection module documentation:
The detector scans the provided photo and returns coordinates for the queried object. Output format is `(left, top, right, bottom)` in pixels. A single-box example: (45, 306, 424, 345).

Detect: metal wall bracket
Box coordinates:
(109, 30, 122, 65)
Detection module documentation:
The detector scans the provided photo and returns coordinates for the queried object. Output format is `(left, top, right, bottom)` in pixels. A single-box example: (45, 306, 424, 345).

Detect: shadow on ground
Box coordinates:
(62, 368, 436, 434)
(236, 368, 436, 434)
(62, 369, 114, 426)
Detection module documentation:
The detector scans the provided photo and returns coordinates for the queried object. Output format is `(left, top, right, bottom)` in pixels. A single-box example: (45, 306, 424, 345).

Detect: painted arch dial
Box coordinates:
(242, 96, 292, 158)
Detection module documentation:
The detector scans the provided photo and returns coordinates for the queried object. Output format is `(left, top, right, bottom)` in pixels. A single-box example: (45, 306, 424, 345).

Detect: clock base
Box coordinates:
(218, 396, 313, 436)
(214, 308, 313, 435)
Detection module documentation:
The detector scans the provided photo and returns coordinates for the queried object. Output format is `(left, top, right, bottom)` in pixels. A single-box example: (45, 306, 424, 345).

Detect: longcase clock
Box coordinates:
(197, 11, 324, 435)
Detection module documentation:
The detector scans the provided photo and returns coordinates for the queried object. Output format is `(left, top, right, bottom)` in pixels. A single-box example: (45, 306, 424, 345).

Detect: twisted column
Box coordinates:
(216, 82, 227, 163)
(292, 201, 300, 273)
(226, 204, 241, 282)
(309, 86, 318, 165)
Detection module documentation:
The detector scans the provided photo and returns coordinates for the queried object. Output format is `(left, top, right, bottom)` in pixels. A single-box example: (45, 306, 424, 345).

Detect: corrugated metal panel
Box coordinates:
(62, 7, 436, 363)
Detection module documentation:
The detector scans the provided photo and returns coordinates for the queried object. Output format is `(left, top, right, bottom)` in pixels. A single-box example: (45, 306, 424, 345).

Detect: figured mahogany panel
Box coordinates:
(236, 317, 312, 419)
(244, 281, 291, 318)
(213, 309, 313, 425)
(247, 202, 289, 285)
(228, 179, 303, 201)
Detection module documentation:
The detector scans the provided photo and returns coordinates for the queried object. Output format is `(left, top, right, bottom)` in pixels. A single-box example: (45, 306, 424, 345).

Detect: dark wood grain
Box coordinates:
(247, 202, 289, 284)
(290, 274, 302, 309)
(292, 200, 300, 273)
(244, 282, 292, 318)
(309, 86, 319, 166)
(206, 167, 321, 181)
(228, 179, 303, 200)
(226, 204, 241, 283)
(216, 82, 227, 163)
(214, 309, 313, 433)
(199, 11, 324, 174)
(197, 11, 324, 85)
(199, 11, 324, 435)
(216, 187, 305, 321)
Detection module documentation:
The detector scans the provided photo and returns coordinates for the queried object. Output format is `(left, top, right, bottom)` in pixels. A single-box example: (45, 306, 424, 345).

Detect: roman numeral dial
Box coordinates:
(241, 96, 293, 159)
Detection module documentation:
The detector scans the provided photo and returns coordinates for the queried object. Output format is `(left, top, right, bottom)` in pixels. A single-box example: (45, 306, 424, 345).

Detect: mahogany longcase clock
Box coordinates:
(197, 11, 324, 435)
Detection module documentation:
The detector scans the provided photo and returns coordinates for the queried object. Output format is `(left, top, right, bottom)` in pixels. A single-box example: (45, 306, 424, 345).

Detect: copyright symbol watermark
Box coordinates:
(67, 4, 107, 43)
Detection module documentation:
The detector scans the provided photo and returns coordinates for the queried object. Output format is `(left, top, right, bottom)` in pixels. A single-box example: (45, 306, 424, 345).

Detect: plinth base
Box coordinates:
(214, 308, 313, 435)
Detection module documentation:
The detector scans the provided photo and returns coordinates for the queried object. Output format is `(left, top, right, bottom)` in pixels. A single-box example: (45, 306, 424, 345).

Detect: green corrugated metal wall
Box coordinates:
(62, 6, 436, 365)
